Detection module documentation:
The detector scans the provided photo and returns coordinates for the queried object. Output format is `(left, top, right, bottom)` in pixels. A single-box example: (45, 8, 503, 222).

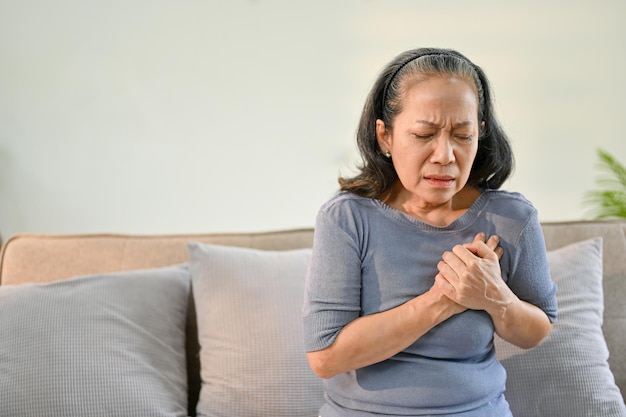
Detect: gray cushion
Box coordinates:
(0, 264, 190, 417)
(188, 242, 323, 417)
(495, 238, 626, 416)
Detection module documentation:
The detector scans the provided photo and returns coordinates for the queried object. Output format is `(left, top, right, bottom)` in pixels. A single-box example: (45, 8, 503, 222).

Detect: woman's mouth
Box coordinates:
(424, 175, 455, 188)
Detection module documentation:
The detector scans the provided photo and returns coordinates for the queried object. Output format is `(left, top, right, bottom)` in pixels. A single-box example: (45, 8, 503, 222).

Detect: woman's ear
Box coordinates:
(478, 120, 486, 140)
(376, 119, 391, 153)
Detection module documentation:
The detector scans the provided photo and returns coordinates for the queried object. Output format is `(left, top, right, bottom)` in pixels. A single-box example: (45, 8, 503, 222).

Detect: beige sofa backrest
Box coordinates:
(1, 221, 625, 402)
(0, 229, 314, 285)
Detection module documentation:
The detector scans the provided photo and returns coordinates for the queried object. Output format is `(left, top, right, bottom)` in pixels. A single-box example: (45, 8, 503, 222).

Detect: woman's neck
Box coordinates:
(380, 184, 481, 227)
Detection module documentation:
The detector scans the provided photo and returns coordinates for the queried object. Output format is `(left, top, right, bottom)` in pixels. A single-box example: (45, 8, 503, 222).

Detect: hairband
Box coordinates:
(381, 50, 472, 112)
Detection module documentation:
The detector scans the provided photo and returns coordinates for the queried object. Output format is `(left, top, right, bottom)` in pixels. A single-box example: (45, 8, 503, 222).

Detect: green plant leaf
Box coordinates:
(583, 148, 626, 219)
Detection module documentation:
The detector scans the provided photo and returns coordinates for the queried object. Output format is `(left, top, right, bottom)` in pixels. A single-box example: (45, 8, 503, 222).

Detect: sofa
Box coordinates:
(0, 220, 625, 417)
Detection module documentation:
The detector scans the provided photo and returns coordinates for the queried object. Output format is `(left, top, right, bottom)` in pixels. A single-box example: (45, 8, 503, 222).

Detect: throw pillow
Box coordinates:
(495, 238, 626, 416)
(0, 264, 190, 417)
(188, 242, 324, 417)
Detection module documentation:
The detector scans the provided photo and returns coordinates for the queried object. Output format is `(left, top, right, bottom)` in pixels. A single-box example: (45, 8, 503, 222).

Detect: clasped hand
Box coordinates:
(434, 233, 514, 313)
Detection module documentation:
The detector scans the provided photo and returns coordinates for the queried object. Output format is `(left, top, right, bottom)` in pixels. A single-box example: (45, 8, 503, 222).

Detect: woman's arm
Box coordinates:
(435, 233, 552, 349)
(306, 285, 465, 379)
(489, 298, 553, 349)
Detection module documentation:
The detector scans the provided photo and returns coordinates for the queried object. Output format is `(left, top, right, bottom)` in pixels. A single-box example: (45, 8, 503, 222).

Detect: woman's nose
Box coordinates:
(430, 137, 455, 165)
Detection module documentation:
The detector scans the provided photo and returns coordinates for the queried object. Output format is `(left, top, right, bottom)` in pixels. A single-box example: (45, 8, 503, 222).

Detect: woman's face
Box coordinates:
(376, 75, 480, 210)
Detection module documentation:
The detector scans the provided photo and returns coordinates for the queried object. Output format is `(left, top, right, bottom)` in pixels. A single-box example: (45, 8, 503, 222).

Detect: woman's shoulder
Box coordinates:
(478, 189, 540, 231)
(482, 189, 537, 213)
(319, 191, 375, 213)
(315, 192, 383, 233)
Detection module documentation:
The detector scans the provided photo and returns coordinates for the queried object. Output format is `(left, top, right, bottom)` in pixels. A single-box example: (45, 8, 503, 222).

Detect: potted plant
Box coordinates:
(583, 148, 626, 219)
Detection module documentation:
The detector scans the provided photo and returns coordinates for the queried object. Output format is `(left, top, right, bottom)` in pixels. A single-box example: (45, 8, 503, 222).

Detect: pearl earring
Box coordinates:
(385, 150, 391, 158)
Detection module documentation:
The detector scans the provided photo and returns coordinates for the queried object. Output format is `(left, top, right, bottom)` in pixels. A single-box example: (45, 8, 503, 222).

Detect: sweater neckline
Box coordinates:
(372, 191, 490, 233)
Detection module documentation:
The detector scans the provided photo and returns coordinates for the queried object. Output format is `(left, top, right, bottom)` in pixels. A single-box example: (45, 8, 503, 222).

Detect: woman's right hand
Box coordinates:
(433, 233, 505, 314)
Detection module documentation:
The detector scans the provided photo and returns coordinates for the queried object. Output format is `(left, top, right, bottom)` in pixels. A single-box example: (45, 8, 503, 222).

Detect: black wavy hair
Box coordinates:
(339, 47, 514, 198)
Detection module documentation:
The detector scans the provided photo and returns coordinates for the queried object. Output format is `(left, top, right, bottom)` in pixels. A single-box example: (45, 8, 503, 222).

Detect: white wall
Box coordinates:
(1, 0, 625, 238)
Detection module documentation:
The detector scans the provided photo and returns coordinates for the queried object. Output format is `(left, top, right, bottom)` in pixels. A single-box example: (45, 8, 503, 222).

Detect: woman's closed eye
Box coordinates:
(412, 133, 436, 140)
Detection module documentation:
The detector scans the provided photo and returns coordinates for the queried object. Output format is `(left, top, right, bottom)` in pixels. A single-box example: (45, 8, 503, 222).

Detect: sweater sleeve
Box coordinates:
(302, 206, 363, 352)
(507, 210, 558, 323)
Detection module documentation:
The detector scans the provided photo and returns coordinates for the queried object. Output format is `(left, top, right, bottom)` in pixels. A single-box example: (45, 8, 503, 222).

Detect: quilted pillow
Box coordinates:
(188, 242, 324, 417)
(0, 264, 190, 417)
(495, 238, 626, 416)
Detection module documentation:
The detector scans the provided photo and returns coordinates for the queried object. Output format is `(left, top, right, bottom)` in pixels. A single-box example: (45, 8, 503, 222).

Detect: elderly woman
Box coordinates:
(302, 48, 557, 417)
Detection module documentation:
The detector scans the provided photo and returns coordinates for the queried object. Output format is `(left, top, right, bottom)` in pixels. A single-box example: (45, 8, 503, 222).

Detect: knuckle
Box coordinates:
(459, 270, 473, 281)
(466, 258, 479, 269)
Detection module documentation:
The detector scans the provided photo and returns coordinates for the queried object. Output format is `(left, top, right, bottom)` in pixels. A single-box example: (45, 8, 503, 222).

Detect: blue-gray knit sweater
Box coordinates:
(302, 190, 558, 416)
